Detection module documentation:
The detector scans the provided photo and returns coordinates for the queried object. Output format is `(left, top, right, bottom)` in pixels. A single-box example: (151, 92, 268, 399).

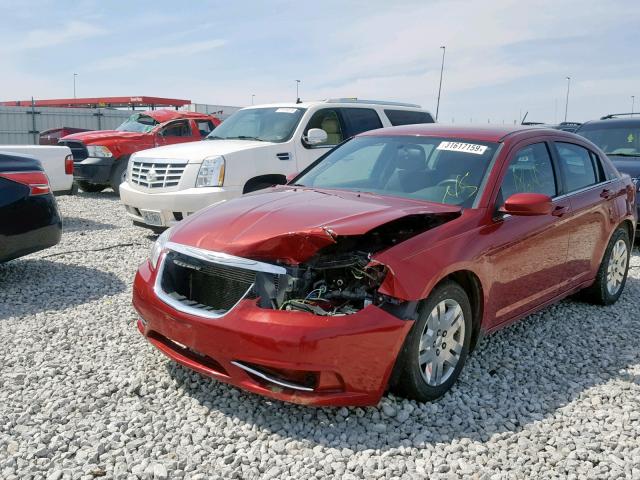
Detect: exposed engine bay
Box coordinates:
(253, 213, 459, 316)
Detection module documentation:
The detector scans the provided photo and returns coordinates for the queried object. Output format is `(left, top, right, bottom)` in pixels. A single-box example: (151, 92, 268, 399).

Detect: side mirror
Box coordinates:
(306, 128, 328, 145)
(499, 193, 553, 216)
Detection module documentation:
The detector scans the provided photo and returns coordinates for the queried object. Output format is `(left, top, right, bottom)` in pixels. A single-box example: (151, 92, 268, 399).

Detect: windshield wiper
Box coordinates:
(205, 135, 225, 140)
(224, 136, 265, 141)
(604, 152, 640, 157)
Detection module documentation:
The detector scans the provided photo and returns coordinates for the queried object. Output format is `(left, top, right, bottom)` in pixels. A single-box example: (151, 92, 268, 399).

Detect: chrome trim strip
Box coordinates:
(553, 179, 617, 201)
(231, 361, 315, 392)
(153, 243, 285, 319)
(166, 242, 287, 275)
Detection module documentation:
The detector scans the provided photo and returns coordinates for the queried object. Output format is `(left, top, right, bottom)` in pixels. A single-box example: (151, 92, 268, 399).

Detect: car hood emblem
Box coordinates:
(146, 168, 158, 183)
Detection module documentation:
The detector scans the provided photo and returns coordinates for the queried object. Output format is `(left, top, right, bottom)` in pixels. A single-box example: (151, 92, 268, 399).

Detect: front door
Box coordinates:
(156, 120, 195, 147)
(484, 141, 571, 328)
(295, 108, 346, 171)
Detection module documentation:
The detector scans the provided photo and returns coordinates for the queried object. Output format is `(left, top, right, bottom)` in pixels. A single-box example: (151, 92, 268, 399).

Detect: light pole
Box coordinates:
(564, 76, 571, 122)
(435, 46, 446, 121)
(251, 94, 255, 105)
(73, 73, 78, 99)
(295, 80, 301, 103)
(632, 96, 635, 116)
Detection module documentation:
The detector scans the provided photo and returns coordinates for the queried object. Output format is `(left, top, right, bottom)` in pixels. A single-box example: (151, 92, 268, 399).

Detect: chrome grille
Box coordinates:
(130, 159, 187, 188)
(154, 243, 287, 319)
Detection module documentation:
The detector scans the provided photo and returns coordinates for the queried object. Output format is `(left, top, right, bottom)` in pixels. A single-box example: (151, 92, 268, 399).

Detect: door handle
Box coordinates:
(551, 205, 568, 217)
(600, 189, 614, 200)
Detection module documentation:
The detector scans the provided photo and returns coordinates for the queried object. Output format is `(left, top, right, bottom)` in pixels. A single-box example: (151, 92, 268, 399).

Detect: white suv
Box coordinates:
(119, 99, 434, 229)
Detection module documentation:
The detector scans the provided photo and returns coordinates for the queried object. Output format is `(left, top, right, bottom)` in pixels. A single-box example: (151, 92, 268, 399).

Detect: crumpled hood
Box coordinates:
(62, 130, 146, 143)
(169, 187, 461, 264)
(133, 139, 275, 161)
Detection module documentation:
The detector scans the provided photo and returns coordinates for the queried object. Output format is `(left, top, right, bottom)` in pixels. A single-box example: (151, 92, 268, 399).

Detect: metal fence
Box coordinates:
(0, 106, 131, 145)
(0, 103, 242, 145)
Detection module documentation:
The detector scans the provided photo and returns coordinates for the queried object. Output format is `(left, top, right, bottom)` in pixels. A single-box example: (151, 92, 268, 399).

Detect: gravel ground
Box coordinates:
(1, 192, 639, 480)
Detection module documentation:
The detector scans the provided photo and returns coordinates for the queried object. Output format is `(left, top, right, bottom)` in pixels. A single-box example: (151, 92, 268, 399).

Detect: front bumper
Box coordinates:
(120, 182, 242, 228)
(73, 157, 114, 184)
(133, 260, 413, 406)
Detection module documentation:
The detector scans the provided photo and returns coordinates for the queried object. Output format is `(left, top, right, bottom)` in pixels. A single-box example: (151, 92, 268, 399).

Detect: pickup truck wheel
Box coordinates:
(77, 181, 106, 193)
(110, 159, 129, 196)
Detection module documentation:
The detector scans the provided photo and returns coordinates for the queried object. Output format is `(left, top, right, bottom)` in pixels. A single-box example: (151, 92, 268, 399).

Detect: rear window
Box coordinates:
(384, 109, 435, 126)
(341, 108, 383, 136)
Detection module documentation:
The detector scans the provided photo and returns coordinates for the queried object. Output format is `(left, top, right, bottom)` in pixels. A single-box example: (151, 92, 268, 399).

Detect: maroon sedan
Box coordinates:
(133, 124, 636, 406)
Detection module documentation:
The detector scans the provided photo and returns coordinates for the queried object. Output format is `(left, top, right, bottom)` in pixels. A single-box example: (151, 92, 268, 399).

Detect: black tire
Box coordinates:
(77, 181, 106, 193)
(581, 226, 631, 305)
(110, 158, 129, 195)
(392, 281, 473, 402)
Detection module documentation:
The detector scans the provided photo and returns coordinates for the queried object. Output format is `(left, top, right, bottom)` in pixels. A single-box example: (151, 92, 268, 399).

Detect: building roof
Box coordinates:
(0, 96, 191, 109)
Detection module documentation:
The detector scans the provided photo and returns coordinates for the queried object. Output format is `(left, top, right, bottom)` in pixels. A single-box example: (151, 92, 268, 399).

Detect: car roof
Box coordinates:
(358, 123, 555, 142)
(142, 110, 216, 123)
(578, 117, 640, 130)
(242, 100, 429, 111)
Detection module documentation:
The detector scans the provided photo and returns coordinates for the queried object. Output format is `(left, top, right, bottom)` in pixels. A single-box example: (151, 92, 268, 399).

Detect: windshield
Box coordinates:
(578, 124, 640, 156)
(294, 136, 500, 207)
(206, 107, 305, 143)
(116, 114, 159, 133)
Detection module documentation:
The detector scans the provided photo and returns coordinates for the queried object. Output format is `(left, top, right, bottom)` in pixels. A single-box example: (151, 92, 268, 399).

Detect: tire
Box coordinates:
(110, 158, 129, 195)
(392, 280, 473, 402)
(77, 181, 106, 193)
(581, 226, 631, 305)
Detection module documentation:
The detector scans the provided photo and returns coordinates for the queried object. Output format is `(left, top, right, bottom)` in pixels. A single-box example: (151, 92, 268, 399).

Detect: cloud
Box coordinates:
(3, 21, 108, 52)
(88, 39, 227, 70)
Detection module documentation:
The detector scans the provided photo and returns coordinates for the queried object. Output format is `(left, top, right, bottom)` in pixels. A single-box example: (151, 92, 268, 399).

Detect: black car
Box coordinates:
(0, 152, 62, 262)
(576, 113, 640, 235)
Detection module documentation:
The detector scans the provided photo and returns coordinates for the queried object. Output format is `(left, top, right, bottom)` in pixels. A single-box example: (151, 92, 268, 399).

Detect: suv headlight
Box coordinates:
(150, 228, 172, 269)
(196, 156, 225, 187)
(86, 145, 113, 158)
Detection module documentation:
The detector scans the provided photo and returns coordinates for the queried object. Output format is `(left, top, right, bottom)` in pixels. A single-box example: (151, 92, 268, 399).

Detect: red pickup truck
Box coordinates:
(59, 110, 221, 194)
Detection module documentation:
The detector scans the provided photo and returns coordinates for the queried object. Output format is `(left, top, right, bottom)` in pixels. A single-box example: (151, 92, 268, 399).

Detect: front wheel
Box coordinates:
(392, 281, 472, 402)
(77, 181, 106, 193)
(581, 226, 631, 305)
(110, 157, 129, 195)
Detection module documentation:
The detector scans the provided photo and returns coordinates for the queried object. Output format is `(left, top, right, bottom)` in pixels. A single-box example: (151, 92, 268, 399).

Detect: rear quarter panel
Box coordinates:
(0, 145, 72, 193)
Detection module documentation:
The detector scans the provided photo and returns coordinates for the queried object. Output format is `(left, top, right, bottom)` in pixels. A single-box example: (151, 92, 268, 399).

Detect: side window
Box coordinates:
(384, 109, 435, 126)
(160, 120, 191, 137)
(341, 108, 383, 137)
(196, 120, 215, 137)
(303, 109, 344, 147)
(499, 143, 557, 203)
(555, 142, 598, 192)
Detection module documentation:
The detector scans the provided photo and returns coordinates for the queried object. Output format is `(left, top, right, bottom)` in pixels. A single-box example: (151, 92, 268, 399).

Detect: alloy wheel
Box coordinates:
(418, 299, 465, 386)
(606, 238, 628, 296)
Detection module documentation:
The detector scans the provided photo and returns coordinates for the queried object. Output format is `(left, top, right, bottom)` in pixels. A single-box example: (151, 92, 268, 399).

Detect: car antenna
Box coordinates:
(521, 111, 528, 125)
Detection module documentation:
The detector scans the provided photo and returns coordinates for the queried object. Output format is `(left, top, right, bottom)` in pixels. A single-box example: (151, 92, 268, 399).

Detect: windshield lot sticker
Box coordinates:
(276, 108, 298, 114)
(437, 141, 488, 155)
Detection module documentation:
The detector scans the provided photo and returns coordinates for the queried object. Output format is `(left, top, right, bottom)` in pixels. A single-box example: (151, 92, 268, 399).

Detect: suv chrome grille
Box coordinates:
(130, 159, 187, 188)
(155, 243, 287, 319)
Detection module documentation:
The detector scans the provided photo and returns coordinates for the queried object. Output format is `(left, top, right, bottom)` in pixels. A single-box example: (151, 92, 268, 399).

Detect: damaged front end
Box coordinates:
(253, 213, 458, 316)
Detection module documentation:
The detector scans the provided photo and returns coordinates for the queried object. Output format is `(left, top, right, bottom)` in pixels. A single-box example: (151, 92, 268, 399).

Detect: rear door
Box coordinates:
(485, 139, 572, 328)
(551, 141, 620, 284)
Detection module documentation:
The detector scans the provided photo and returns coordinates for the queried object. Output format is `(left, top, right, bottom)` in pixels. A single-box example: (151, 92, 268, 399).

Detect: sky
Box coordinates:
(1, 0, 639, 124)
